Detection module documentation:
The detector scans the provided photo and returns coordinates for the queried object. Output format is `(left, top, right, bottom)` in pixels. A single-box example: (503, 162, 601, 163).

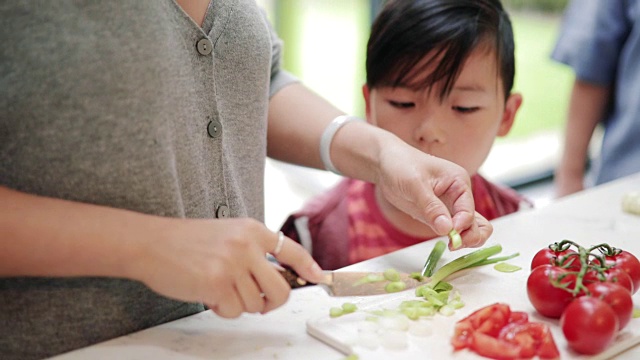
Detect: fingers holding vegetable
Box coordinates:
(375, 146, 482, 238)
(449, 212, 492, 250)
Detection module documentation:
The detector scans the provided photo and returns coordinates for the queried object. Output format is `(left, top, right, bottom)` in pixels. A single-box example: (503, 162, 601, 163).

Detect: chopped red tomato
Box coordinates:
(452, 303, 560, 360)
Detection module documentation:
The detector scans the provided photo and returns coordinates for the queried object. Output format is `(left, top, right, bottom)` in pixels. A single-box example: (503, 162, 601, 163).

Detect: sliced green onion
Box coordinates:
(426, 244, 502, 288)
(385, 281, 407, 293)
(353, 273, 385, 286)
(341, 302, 358, 313)
(383, 268, 401, 282)
(493, 262, 522, 273)
(449, 229, 462, 249)
(432, 281, 453, 292)
(329, 307, 344, 318)
(409, 272, 425, 281)
(438, 304, 455, 316)
(422, 240, 446, 277)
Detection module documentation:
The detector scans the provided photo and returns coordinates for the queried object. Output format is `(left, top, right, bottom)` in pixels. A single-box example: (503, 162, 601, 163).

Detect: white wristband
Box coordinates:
(319, 115, 364, 175)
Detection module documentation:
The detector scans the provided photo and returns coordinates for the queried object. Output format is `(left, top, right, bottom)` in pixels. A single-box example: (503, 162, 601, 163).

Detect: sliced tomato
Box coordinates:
(453, 303, 511, 349)
(499, 321, 560, 359)
(508, 311, 529, 324)
(452, 303, 560, 360)
(464, 303, 511, 337)
(470, 332, 522, 360)
(452, 321, 474, 350)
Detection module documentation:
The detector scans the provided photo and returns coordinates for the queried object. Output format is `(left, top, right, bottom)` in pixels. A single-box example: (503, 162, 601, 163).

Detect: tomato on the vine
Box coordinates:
(531, 247, 580, 270)
(585, 282, 633, 330)
(593, 251, 640, 294)
(527, 265, 576, 318)
(584, 266, 634, 294)
(560, 297, 618, 355)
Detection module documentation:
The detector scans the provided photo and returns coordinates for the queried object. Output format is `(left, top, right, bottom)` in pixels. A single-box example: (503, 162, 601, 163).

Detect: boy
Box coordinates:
(281, 0, 527, 269)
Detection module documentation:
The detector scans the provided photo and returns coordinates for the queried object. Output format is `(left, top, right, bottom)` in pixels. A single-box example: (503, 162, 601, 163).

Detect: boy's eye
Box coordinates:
(452, 106, 479, 114)
(389, 100, 415, 109)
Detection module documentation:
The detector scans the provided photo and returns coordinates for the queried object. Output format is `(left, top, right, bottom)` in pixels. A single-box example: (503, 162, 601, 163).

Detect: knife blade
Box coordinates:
(278, 267, 428, 296)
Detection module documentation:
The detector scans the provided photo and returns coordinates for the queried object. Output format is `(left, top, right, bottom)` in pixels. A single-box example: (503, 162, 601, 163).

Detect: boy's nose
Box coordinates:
(415, 116, 445, 147)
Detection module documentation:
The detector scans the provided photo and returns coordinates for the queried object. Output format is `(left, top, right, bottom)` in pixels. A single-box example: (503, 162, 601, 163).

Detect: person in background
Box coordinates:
(281, 0, 528, 270)
(0, 1, 492, 359)
(552, 0, 640, 197)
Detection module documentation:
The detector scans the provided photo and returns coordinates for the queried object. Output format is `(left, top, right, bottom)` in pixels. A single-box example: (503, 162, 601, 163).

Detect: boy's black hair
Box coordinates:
(366, 0, 515, 99)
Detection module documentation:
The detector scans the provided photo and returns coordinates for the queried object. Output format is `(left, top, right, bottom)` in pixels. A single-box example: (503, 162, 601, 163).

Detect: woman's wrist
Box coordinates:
(319, 115, 365, 175)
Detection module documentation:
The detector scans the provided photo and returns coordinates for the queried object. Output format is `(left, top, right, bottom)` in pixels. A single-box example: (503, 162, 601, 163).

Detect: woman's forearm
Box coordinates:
(0, 185, 153, 278)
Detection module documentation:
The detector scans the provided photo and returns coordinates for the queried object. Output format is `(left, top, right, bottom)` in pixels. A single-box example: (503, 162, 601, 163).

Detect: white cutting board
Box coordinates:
(306, 257, 640, 360)
(306, 289, 463, 358)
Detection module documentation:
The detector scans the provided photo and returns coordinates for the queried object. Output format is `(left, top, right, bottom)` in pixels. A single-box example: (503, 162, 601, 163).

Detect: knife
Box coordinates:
(278, 267, 428, 297)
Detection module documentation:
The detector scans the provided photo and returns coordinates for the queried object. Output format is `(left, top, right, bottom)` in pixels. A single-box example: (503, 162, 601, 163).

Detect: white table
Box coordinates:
(51, 172, 640, 359)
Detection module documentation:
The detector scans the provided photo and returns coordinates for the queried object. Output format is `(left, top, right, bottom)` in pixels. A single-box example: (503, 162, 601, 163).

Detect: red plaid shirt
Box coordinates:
(280, 175, 531, 270)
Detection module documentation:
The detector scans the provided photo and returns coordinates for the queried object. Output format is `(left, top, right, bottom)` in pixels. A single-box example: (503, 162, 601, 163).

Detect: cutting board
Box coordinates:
(306, 288, 465, 359)
(306, 263, 640, 360)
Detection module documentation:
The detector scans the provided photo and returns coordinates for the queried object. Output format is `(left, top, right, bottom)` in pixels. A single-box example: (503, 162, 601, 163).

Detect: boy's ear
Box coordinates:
(497, 92, 523, 137)
(362, 84, 373, 123)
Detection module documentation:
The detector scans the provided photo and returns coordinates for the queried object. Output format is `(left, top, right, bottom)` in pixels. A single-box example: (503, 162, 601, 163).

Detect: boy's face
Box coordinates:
(363, 47, 522, 176)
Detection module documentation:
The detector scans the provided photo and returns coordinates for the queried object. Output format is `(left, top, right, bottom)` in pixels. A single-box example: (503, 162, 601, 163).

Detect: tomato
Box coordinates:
(586, 282, 633, 330)
(592, 250, 640, 293)
(498, 322, 560, 359)
(584, 266, 634, 294)
(531, 247, 580, 270)
(453, 303, 560, 360)
(527, 265, 576, 318)
(452, 303, 511, 349)
(508, 311, 529, 324)
(560, 297, 618, 355)
(611, 251, 640, 293)
(470, 332, 521, 360)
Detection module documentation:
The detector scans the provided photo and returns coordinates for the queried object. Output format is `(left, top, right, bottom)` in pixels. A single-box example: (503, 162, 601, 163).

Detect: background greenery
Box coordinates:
(504, 0, 570, 13)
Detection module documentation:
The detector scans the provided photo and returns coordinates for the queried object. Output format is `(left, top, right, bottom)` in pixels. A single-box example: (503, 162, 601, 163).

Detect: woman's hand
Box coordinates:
(373, 137, 492, 249)
(131, 217, 324, 318)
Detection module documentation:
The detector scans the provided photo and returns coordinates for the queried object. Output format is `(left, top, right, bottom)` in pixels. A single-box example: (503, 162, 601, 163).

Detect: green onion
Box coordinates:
(421, 240, 446, 277)
(341, 302, 358, 313)
(449, 229, 462, 249)
(425, 244, 502, 288)
(352, 273, 385, 286)
(383, 268, 401, 282)
(493, 263, 522, 273)
(409, 272, 425, 281)
(385, 281, 407, 293)
(470, 252, 520, 267)
(329, 307, 344, 318)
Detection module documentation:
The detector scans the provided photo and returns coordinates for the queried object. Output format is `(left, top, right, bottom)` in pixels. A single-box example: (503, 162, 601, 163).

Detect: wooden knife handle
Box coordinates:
(278, 266, 314, 289)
